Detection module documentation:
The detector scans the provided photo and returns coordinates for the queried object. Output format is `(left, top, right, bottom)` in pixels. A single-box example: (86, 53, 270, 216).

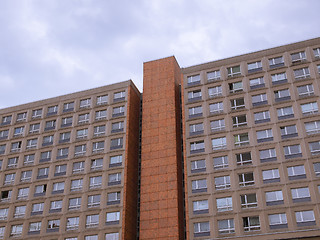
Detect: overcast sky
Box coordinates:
(0, 0, 320, 109)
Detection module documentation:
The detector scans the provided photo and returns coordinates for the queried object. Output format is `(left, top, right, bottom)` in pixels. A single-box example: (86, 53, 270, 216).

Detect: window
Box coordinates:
(32, 202, 44, 214)
(291, 51, 306, 63)
(29, 123, 40, 133)
(250, 77, 264, 89)
(108, 173, 121, 186)
(80, 98, 91, 108)
(76, 128, 88, 139)
(262, 169, 280, 183)
(236, 152, 252, 165)
(207, 70, 220, 81)
(97, 95, 108, 105)
(248, 61, 262, 73)
(106, 211, 120, 225)
(91, 158, 103, 170)
(78, 113, 90, 124)
(209, 102, 224, 114)
(287, 165, 306, 180)
(16, 112, 27, 121)
(47, 219, 60, 231)
(4, 173, 15, 185)
(0, 226, 4, 239)
(314, 48, 320, 58)
(112, 106, 125, 117)
(52, 182, 65, 193)
(229, 81, 243, 93)
(21, 170, 32, 182)
(0, 160, 2, 170)
(190, 141, 205, 154)
(266, 190, 284, 206)
(193, 222, 210, 237)
(14, 126, 24, 136)
(291, 187, 310, 203)
(61, 117, 73, 127)
(0, 190, 11, 202)
(269, 56, 284, 68)
(188, 90, 202, 102)
(187, 74, 200, 86)
(254, 110, 270, 124)
(85, 235, 98, 240)
(306, 121, 320, 135)
(192, 179, 207, 193)
(0, 129, 8, 140)
(277, 106, 294, 120)
(86, 214, 99, 228)
(280, 125, 298, 139)
(0, 144, 5, 154)
(7, 157, 18, 168)
(295, 210, 316, 226)
(215, 175, 231, 190)
(243, 216, 260, 231)
(106, 233, 119, 240)
(14, 205, 26, 218)
(59, 132, 71, 143)
(73, 161, 85, 173)
(63, 102, 74, 112)
(189, 106, 202, 118)
(54, 164, 67, 176)
(42, 135, 54, 146)
(297, 84, 314, 97)
(29, 221, 41, 233)
(192, 200, 208, 214)
(50, 200, 62, 212)
(110, 155, 122, 167)
(212, 137, 226, 150)
(0, 208, 8, 220)
(230, 98, 245, 110)
(71, 179, 83, 191)
(94, 125, 106, 136)
(191, 159, 206, 173)
(309, 141, 320, 155)
(227, 65, 241, 77)
(216, 197, 232, 212)
(294, 67, 310, 80)
(239, 172, 254, 187)
(274, 89, 290, 101)
(95, 110, 107, 120)
(40, 151, 51, 162)
(313, 163, 320, 177)
(57, 147, 69, 159)
(269, 213, 288, 229)
(208, 86, 222, 97)
(26, 138, 37, 149)
(66, 217, 80, 230)
(110, 138, 122, 150)
(107, 192, 121, 205)
(1, 115, 12, 125)
(252, 93, 267, 106)
(318, 64, 320, 74)
(241, 193, 257, 208)
(88, 194, 101, 208)
(271, 72, 287, 84)
(74, 144, 86, 156)
(210, 119, 225, 132)
(24, 154, 35, 165)
(213, 156, 228, 169)
(190, 123, 204, 135)
(256, 129, 273, 143)
(45, 120, 56, 130)
(234, 133, 249, 147)
(259, 148, 276, 163)
(69, 198, 81, 210)
(34, 184, 46, 196)
(114, 91, 126, 102)
(90, 175, 102, 188)
(47, 105, 58, 115)
(111, 122, 124, 133)
(218, 219, 235, 235)
(233, 115, 247, 127)
(11, 141, 22, 152)
(10, 225, 23, 236)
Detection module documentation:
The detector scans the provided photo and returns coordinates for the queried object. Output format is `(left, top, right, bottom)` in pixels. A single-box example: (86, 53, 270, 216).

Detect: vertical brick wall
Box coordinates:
(122, 83, 141, 239)
(140, 56, 184, 239)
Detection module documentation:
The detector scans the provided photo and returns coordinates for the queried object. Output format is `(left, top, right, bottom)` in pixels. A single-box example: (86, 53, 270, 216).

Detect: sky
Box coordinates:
(0, 0, 320, 109)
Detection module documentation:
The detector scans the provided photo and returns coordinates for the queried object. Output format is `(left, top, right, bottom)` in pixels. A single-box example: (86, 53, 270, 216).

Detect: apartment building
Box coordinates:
(0, 37, 320, 240)
(0, 80, 140, 240)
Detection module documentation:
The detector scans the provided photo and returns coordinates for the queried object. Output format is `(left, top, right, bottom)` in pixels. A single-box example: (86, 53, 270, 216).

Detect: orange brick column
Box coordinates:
(140, 56, 184, 239)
